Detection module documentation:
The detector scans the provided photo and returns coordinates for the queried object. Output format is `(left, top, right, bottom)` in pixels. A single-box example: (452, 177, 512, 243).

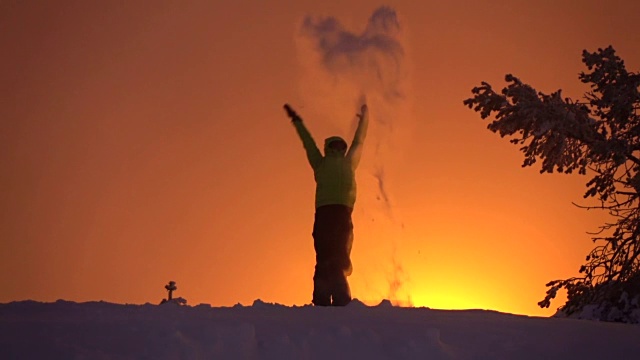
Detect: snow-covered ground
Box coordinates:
(2, 299, 639, 359)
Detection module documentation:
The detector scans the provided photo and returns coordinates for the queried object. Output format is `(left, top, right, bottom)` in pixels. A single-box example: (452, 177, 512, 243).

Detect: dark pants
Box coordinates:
(312, 204, 353, 306)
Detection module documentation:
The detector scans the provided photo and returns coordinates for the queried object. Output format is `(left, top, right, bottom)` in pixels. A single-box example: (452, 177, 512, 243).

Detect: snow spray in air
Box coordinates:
(297, 6, 413, 305)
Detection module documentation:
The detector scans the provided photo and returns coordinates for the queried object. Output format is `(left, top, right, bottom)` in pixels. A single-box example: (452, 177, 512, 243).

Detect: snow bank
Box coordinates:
(1, 299, 639, 359)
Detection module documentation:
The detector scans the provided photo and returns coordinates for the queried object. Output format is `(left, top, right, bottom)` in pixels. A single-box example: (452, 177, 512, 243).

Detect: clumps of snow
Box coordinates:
(251, 299, 292, 308)
(160, 297, 187, 306)
(560, 292, 640, 324)
(376, 299, 394, 308)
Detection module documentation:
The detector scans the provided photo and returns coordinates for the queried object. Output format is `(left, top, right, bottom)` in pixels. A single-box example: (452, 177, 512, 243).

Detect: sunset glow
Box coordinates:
(2, 1, 639, 317)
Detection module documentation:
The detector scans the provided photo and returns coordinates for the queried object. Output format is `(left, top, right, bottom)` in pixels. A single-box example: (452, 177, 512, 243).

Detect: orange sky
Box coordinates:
(2, 0, 639, 316)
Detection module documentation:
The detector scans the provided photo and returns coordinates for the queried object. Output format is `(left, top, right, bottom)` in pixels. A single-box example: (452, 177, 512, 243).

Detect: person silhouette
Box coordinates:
(284, 103, 369, 306)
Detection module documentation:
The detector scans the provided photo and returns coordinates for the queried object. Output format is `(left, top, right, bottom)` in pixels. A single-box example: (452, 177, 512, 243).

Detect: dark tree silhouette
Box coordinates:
(464, 46, 640, 321)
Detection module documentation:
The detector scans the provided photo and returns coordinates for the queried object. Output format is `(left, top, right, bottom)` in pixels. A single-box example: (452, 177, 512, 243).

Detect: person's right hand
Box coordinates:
(357, 104, 368, 119)
(283, 104, 300, 121)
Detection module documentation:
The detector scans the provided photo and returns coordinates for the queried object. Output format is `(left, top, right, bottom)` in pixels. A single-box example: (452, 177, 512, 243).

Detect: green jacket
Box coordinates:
(293, 114, 369, 209)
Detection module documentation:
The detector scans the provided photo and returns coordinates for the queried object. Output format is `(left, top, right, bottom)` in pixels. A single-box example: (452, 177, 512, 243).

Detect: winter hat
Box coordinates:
(324, 136, 347, 150)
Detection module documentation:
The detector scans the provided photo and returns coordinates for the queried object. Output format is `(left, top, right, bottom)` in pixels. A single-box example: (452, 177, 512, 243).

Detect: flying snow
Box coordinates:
(300, 6, 405, 102)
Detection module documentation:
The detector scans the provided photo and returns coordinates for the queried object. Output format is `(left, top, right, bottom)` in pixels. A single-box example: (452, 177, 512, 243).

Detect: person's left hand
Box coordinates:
(283, 104, 301, 121)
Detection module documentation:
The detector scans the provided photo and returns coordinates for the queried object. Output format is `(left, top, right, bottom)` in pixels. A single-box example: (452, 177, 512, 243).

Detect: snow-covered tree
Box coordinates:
(464, 46, 640, 322)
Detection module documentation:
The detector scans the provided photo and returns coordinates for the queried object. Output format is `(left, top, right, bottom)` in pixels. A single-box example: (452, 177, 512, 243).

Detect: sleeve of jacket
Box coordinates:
(347, 111, 369, 168)
(292, 120, 322, 170)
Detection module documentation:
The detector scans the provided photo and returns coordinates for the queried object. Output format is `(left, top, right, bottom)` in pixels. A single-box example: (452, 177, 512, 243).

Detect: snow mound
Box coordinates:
(1, 299, 640, 359)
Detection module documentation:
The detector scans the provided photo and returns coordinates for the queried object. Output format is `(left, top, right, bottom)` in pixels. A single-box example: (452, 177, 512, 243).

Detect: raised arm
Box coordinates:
(284, 104, 322, 169)
(347, 104, 369, 168)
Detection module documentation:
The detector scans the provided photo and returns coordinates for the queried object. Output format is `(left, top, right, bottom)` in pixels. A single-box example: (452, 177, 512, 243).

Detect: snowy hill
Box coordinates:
(2, 299, 639, 359)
